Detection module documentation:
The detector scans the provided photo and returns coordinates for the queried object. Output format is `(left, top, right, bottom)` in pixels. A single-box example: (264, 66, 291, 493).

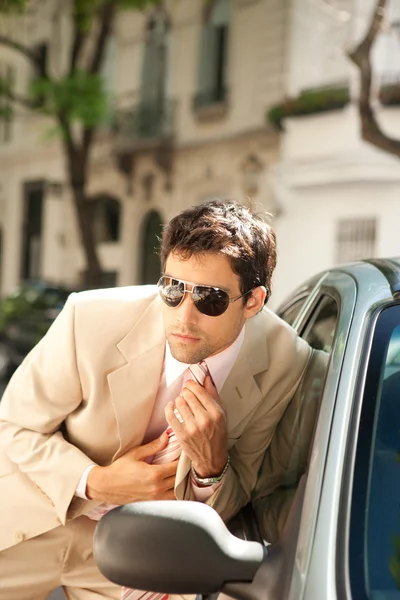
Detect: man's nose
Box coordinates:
(176, 292, 198, 323)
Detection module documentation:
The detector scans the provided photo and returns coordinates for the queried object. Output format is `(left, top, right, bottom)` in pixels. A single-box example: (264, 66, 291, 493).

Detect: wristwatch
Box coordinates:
(190, 455, 230, 485)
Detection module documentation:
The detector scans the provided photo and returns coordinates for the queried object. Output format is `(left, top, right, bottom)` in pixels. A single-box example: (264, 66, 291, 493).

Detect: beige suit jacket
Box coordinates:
(0, 285, 311, 551)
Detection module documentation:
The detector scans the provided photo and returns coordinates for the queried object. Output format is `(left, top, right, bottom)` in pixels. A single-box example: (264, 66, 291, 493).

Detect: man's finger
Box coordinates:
(185, 378, 224, 411)
(161, 489, 177, 501)
(162, 474, 177, 490)
(131, 431, 168, 461)
(180, 388, 208, 422)
(175, 394, 196, 423)
(154, 458, 179, 479)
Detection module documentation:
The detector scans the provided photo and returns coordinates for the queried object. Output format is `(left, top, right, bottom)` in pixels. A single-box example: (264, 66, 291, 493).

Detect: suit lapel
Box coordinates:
(175, 312, 270, 493)
(108, 294, 165, 461)
(219, 311, 270, 431)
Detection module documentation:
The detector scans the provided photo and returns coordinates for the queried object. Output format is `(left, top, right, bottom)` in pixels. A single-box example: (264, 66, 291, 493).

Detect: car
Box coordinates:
(0, 281, 74, 381)
(93, 257, 400, 600)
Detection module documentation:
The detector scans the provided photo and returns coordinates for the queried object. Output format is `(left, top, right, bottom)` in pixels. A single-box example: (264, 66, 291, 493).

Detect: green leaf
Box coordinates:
(0, 77, 11, 96)
(267, 86, 350, 130)
(0, 105, 13, 119)
(73, 0, 102, 33)
(116, 0, 161, 8)
(30, 72, 110, 127)
(0, 0, 28, 13)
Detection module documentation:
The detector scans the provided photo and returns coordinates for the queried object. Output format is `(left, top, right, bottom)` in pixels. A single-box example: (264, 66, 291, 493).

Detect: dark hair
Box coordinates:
(160, 199, 277, 304)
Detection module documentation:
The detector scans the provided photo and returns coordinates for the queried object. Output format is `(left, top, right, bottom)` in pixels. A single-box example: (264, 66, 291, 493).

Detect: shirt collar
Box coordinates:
(164, 326, 245, 392)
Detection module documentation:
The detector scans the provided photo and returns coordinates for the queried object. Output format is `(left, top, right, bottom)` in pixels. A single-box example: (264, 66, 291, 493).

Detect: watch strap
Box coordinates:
(191, 455, 230, 485)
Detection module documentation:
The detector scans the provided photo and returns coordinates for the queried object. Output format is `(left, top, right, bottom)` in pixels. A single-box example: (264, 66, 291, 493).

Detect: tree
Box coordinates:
(314, 0, 400, 160)
(346, 0, 400, 159)
(0, 0, 158, 287)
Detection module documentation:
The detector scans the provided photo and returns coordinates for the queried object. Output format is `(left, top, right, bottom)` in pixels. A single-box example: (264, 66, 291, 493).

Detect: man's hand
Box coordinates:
(86, 433, 178, 504)
(165, 375, 228, 478)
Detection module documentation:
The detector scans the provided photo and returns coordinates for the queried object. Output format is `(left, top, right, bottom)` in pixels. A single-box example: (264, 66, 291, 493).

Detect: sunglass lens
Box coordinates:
(193, 286, 229, 317)
(159, 277, 184, 308)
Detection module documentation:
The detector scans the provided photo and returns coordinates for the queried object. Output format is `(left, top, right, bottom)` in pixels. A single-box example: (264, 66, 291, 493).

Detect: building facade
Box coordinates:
(0, 0, 286, 298)
(270, 0, 400, 306)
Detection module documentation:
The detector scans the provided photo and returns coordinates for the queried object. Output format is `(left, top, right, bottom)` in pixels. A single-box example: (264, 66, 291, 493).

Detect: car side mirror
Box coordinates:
(94, 501, 266, 596)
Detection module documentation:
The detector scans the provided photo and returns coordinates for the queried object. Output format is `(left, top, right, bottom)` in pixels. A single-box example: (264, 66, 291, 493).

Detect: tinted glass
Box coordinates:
(350, 305, 400, 600)
(278, 295, 308, 326)
(302, 295, 338, 353)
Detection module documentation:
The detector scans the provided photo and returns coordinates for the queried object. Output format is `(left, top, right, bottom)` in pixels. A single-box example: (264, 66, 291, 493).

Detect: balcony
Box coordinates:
(267, 82, 350, 131)
(115, 98, 176, 151)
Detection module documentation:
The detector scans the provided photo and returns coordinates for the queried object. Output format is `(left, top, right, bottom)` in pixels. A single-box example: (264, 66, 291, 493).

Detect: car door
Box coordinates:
(248, 270, 357, 600)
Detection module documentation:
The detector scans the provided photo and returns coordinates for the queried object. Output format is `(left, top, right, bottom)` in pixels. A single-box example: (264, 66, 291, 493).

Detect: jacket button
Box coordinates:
(15, 531, 25, 543)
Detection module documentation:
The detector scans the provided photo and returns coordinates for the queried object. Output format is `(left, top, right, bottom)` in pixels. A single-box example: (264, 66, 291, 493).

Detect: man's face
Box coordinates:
(162, 252, 256, 364)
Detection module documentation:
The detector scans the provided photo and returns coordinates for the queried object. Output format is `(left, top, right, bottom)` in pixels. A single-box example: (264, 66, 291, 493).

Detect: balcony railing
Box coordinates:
(116, 98, 175, 146)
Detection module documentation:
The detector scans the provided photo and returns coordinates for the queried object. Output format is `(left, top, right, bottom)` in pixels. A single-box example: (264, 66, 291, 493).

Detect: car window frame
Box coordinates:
(284, 272, 357, 599)
(276, 273, 328, 333)
(336, 301, 400, 600)
(277, 291, 310, 326)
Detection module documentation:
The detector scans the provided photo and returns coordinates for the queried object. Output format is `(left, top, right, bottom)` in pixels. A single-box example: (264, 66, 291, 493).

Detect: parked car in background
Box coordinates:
(0, 281, 74, 381)
(94, 257, 400, 600)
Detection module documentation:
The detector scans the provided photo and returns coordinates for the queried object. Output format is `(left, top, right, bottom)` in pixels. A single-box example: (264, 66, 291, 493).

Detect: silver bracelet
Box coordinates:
(191, 455, 230, 486)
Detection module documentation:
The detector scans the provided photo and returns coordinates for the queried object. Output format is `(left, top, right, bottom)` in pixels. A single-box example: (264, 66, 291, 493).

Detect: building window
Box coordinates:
(100, 37, 117, 128)
(0, 63, 13, 144)
(335, 218, 377, 264)
(194, 0, 230, 109)
(141, 9, 169, 107)
(89, 195, 121, 244)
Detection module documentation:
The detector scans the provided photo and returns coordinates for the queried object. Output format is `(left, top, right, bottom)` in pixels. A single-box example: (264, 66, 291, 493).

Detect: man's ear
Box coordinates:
(244, 286, 267, 318)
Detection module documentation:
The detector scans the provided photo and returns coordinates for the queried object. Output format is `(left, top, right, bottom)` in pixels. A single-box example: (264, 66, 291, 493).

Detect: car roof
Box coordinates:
(289, 258, 400, 301)
(341, 258, 400, 296)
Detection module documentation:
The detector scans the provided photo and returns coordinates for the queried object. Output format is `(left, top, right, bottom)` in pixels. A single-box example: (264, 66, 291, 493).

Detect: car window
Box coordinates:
(278, 294, 309, 327)
(349, 304, 400, 600)
(301, 295, 338, 353)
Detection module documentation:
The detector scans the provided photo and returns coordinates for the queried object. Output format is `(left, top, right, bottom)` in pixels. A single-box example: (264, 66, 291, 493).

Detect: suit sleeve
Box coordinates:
(251, 349, 328, 542)
(0, 294, 94, 524)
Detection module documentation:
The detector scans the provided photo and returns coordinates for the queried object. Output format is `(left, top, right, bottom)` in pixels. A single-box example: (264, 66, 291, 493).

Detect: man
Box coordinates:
(0, 199, 314, 599)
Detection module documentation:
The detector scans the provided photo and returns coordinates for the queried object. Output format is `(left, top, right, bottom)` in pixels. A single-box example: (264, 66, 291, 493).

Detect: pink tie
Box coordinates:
(86, 362, 209, 600)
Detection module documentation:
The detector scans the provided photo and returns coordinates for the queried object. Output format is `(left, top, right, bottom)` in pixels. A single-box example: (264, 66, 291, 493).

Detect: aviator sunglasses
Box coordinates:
(157, 275, 254, 317)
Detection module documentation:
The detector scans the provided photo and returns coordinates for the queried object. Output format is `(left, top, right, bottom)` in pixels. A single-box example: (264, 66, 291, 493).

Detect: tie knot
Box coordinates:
(188, 361, 209, 386)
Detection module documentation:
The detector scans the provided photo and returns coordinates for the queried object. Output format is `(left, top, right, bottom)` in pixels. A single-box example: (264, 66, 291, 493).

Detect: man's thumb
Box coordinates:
(134, 432, 169, 461)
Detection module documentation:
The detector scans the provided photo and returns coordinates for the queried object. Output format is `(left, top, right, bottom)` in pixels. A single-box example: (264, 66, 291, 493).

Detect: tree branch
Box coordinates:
(57, 109, 77, 159)
(0, 34, 40, 67)
(69, 0, 88, 74)
(78, 2, 116, 167)
(88, 1, 116, 75)
(347, 0, 400, 159)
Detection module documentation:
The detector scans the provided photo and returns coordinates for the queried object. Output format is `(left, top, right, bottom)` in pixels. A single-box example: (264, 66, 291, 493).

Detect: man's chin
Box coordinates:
(168, 341, 207, 365)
